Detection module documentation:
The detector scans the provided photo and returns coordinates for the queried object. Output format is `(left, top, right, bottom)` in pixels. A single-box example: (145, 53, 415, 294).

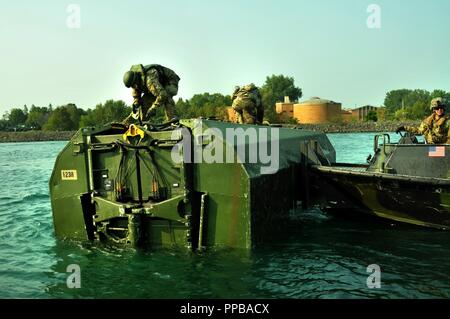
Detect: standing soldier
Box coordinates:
(122, 64, 180, 123)
(396, 97, 450, 144)
(231, 83, 264, 124)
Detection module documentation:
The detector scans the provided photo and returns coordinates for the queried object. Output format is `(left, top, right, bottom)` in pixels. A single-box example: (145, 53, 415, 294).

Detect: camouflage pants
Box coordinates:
(123, 88, 177, 124)
(147, 83, 178, 121)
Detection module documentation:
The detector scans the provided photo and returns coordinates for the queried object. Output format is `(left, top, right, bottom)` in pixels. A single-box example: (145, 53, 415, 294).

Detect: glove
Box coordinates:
(395, 126, 405, 134)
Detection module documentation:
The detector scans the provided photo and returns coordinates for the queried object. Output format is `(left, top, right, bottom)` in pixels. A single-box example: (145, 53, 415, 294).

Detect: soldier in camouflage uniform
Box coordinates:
(396, 97, 449, 144)
(231, 83, 264, 124)
(122, 64, 180, 123)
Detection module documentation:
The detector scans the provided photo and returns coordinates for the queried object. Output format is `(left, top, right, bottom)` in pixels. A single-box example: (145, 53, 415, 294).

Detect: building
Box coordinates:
(293, 97, 342, 124)
(340, 109, 354, 122)
(275, 96, 295, 117)
(274, 96, 380, 123)
(229, 95, 379, 124)
(351, 105, 378, 121)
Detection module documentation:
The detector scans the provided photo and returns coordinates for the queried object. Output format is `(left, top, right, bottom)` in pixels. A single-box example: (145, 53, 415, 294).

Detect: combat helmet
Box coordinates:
(430, 97, 446, 110)
(123, 71, 138, 88)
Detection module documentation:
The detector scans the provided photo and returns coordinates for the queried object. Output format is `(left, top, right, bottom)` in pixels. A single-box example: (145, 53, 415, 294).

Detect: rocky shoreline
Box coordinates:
(0, 121, 421, 143)
(0, 130, 75, 143)
(287, 121, 421, 133)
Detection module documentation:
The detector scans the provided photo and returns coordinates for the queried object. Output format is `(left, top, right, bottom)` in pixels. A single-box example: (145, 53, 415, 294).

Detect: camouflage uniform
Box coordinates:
(404, 98, 450, 144)
(231, 83, 264, 124)
(124, 64, 180, 123)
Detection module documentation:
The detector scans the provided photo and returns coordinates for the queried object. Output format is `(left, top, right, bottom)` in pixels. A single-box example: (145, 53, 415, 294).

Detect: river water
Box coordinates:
(1, 133, 449, 299)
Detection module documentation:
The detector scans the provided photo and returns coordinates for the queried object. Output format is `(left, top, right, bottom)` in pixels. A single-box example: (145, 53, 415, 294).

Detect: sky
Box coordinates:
(0, 0, 449, 114)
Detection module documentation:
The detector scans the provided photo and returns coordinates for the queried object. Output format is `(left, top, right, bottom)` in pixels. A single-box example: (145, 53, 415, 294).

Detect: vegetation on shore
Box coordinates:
(0, 74, 302, 132)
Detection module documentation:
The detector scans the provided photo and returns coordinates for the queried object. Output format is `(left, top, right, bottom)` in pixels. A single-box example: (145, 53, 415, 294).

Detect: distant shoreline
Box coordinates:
(0, 121, 420, 143)
(287, 121, 421, 133)
(0, 131, 75, 143)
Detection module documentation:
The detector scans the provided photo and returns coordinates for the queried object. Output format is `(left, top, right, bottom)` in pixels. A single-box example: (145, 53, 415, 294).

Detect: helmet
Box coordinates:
(123, 71, 137, 88)
(430, 97, 446, 110)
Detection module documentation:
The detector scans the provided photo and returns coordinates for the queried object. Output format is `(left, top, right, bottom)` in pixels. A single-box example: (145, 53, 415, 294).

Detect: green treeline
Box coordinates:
(384, 89, 450, 120)
(0, 74, 448, 131)
(0, 74, 302, 131)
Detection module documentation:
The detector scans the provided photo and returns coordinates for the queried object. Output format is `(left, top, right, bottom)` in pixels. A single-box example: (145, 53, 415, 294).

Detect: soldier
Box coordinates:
(122, 64, 180, 123)
(231, 83, 264, 124)
(396, 97, 450, 144)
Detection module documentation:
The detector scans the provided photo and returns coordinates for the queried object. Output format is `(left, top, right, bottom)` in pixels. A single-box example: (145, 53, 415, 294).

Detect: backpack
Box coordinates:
(129, 64, 180, 87)
(144, 64, 180, 86)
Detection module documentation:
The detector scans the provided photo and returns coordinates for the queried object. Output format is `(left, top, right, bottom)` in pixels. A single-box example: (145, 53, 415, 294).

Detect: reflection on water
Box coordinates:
(1, 135, 450, 299)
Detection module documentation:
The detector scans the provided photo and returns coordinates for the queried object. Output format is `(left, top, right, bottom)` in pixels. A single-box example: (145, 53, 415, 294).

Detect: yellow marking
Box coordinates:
(61, 170, 78, 181)
(123, 124, 145, 141)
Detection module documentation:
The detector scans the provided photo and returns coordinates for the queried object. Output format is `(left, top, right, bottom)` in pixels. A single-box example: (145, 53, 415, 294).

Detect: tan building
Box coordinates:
(340, 109, 354, 122)
(351, 105, 378, 121)
(293, 97, 342, 124)
(275, 96, 295, 116)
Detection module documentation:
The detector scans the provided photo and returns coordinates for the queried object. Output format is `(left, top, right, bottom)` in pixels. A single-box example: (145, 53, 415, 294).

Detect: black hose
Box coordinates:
(115, 139, 157, 149)
(142, 117, 180, 131)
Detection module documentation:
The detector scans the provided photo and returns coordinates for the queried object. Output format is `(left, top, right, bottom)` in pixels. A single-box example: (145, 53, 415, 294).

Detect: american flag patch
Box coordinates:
(428, 146, 446, 157)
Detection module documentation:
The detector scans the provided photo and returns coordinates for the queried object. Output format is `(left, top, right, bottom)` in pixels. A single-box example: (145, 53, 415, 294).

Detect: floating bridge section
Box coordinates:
(50, 119, 335, 250)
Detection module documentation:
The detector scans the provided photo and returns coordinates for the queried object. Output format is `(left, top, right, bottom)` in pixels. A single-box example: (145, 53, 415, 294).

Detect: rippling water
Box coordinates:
(1, 133, 449, 299)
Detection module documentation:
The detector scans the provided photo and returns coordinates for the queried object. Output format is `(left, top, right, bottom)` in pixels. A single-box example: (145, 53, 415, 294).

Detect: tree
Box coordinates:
(430, 89, 450, 106)
(43, 104, 85, 131)
(65, 103, 86, 129)
(175, 98, 194, 119)
(384, 89, 412, 115)
(365, 110, 378, 122)
(410, 101, 427, 119)
(260, 74, 302, 123)
(79, 100, 130, 127)
(376, 107, 386, 122)
(25, 105, 51, 129)
(394, 108, 409, 121)
(175, 93, 231, 121)
(0, 119, 9, 131)
(384, 89, 431, 119)
(43, 107, 73, 131)
(8, 108, 27, 127)
(23, 105, 29, 117)
(430, 89, 446, 100)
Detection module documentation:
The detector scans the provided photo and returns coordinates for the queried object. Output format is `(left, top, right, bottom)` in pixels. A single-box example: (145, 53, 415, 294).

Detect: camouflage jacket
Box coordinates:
(232, 84, 262, 106)
(405, 114, 450, 144)
(131, 64, 180, 109)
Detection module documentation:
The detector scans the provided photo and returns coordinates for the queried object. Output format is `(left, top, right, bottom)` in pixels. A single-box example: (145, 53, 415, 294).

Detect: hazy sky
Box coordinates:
(0, 0, 449, 114)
